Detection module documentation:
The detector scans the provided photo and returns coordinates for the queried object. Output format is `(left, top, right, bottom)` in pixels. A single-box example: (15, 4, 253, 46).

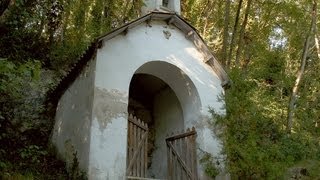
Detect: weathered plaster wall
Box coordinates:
(90, 20, 225, 179)
(89, 88, 128, 179)
(149, 87, 184, 178)
(141, 0, 181, 15)
(52, 58, 96, 172)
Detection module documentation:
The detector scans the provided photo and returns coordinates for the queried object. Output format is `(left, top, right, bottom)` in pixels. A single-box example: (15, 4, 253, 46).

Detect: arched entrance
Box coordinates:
(126, 61, 201, 179)
(128, 73, 184, 178)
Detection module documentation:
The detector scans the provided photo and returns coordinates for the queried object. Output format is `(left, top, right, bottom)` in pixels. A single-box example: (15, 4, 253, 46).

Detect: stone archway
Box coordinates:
(127, 61, 202, 179)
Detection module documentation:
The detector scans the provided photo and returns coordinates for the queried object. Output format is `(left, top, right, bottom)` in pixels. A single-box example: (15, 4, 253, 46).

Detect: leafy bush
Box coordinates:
(212, 70, 320, 179)
(0, 58, 67, 178)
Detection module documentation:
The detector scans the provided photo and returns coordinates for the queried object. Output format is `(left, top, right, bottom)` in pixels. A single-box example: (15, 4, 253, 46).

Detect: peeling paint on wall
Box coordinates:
(93, 87, 128, 130)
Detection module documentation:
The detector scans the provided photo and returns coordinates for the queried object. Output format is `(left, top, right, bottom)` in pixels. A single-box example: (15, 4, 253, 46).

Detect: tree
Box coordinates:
(227, 0, 243, 68)
(287, 0, 318, 133)
(235, 0, 252, 67)
(221, 0, 231, 67)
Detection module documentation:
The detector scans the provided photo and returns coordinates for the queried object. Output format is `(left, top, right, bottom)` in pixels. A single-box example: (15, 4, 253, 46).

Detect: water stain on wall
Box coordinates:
(93, 87, 128, 130)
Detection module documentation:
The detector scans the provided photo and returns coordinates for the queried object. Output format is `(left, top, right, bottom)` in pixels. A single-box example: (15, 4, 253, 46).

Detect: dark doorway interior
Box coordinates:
(128, 73, 184, 178)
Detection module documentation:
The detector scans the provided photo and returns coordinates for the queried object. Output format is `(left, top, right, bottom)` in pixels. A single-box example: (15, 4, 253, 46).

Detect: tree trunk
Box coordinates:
(227, 0, 243, 68)
(316, 34, 320, 59)
(287, 0, 317, 133)
(242, 33, 252, 72)
(221, 0, 231, 67)
(235, 0, 252, 67)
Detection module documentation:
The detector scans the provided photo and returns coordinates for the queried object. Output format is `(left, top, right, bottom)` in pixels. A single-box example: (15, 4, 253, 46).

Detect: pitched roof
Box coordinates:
(47, 11, 230, 104)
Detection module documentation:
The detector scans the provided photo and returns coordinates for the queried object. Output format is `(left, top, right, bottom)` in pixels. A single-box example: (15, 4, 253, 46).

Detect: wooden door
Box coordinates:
(126, 114, 148, 179)
(166, 127, 198, 180)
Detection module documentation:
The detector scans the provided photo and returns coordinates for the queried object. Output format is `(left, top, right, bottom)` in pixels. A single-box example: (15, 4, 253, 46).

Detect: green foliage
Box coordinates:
(68, 152, 87, 180)
(19, 145, 48, 164)
(212, 70, 320, 178)
(0, 1, 51, 66)
(0, 58, 67, 178)
(0, 59, 41, 97)
(199, 152, 220, 178)
(0, 59, 47, 130)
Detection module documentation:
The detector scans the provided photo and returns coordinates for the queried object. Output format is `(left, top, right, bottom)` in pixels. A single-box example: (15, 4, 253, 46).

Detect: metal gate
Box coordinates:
(166, 127, 198, 180)
(126, 114, 148, 179)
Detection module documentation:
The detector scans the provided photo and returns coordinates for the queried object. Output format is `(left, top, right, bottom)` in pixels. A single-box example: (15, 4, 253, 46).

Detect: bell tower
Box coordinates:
(141, 0, 181, 15)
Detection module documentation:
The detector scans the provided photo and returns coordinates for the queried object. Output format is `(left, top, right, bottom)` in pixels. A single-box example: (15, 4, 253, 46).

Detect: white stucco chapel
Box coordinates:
(50, 0, 230, 179)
